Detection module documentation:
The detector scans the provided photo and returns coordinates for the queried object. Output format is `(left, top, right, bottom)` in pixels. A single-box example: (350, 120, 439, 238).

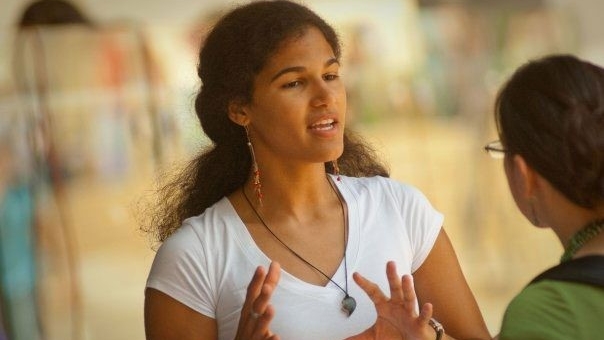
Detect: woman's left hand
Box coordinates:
(345, 261, 440, 340)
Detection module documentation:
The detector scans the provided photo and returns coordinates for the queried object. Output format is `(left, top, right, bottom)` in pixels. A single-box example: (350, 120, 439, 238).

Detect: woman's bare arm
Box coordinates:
(144, 262, 281, 340)
(413, 229, 491, 340)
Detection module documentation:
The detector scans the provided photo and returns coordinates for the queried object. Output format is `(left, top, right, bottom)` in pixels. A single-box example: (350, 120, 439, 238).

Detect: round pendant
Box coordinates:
(341, 295, 357, 316)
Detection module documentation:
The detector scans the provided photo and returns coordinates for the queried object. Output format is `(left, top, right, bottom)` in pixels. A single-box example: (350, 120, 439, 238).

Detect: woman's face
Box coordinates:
(504, 153, 537, 226)
(242, 26, 346, 166)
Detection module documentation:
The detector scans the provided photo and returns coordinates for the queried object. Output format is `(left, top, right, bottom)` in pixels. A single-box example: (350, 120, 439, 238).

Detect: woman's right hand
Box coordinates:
(234, 262, 281, 340)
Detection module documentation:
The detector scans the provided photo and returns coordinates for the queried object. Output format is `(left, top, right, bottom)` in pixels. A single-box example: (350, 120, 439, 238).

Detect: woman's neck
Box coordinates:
(574, 230, 604, 258)
(555, 204, 604, 261)
(244, 167, 338, 218)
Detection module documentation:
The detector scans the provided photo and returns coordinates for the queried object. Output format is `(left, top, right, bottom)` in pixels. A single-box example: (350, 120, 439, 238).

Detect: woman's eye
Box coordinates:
(324, 73, 339, 81)
(283, 80, 302, 88)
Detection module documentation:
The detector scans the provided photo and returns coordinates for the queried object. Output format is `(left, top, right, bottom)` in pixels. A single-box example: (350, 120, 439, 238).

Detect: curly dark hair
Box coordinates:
(142, 0, 389, 243)
(495, 54, 604, 208)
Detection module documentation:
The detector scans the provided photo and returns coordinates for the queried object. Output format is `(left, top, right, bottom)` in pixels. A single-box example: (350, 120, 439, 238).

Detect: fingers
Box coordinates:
(236, 262, 281, 340)
(418, 302, 434, 324)
(385, 262, 416, 311)
(242, 266, 266, 315)
(265, 261, 281, 288)
(356, 262, 420, 313)
(352, 272, 388, 304)
(252, 262, 280, 316)
(386, 261, 404, 303)
(244, 262, 281, 316)
(248, 266, 267, 296)
(252, 304, 276, 337)
(400, 274, 418, 313)
(352, 263, 438, 340)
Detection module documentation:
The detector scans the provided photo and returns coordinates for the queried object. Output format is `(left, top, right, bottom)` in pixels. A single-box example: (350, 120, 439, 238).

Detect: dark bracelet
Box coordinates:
(428, 318, 444, 340)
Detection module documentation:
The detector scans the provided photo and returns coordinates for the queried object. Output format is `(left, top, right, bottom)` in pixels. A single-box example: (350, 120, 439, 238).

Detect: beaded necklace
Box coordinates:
(560, 219, 604, 263)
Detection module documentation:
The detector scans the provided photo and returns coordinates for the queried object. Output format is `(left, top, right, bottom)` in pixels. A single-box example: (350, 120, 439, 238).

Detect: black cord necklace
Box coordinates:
(241, 176, 356, 316)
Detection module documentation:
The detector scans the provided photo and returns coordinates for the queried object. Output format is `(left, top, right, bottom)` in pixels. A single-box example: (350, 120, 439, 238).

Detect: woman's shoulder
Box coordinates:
(501, 280, 604, 339)
(504, 280, 601, 316)
(339, 175, 429, 203)
(160, 197, 235, 251)
(512, 279, 604, 304)
(500, 280, 604, 339)
(183, 196, 233, 228)
(340, 175, 420, 193)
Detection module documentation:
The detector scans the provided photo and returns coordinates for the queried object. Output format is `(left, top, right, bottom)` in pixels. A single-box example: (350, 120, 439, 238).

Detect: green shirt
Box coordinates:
(499, 280, 604, 340)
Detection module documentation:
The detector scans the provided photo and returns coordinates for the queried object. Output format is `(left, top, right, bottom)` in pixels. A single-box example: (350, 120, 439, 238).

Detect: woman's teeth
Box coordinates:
(311, 119, 335, 130)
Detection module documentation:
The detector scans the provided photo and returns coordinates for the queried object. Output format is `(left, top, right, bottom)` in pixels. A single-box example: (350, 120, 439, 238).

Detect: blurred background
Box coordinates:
(0, 0, 602, 339)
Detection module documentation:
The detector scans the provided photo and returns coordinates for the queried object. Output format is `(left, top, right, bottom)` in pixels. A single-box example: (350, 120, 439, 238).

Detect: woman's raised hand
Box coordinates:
(346, 261, 440, 340)
(235, 262, 281, 340)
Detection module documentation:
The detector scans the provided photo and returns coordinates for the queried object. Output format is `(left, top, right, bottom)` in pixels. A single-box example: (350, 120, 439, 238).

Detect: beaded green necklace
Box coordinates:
(560, 219, 604, 263)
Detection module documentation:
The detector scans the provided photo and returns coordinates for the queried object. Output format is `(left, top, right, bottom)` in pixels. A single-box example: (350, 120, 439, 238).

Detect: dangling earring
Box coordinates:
(332, 159, 341, 182)
(245, 125, 263, 205)
(529, 197, 540, 226)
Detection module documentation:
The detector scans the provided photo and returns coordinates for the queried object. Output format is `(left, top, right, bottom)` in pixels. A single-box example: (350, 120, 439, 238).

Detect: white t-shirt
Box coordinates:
(146, 175, 443, 340)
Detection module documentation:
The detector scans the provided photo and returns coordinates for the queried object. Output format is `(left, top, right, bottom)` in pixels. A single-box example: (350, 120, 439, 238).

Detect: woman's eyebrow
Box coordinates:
(270, 66, 305, 83)
(270, 57, 339, 83)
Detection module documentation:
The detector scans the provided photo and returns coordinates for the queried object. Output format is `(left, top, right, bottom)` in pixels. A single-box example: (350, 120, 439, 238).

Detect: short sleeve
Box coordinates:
(394, 182, 443, 272)
(145, 223, 216, 318)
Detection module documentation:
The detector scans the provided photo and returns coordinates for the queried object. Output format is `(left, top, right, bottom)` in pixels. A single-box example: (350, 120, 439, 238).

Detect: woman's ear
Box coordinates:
(511, 154, 539, 198)
(227, 100, 250, 126)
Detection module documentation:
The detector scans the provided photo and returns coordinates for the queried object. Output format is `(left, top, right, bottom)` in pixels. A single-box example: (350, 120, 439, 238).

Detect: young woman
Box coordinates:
(143, 1, 490, 339)
(485, 54, 604, 339)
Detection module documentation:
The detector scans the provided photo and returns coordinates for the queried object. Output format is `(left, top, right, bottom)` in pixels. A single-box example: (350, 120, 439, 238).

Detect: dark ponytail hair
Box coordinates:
(495, 54, 604, 208)
(143, 0, 388, 242)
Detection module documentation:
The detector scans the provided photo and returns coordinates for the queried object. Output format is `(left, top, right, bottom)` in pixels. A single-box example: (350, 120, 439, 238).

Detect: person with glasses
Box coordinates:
(485, 54, 604, 339)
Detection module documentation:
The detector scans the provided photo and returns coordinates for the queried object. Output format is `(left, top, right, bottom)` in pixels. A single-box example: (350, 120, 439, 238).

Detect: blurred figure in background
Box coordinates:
(6, 0, 168, 339)
(8, 0, 174, 337)
(485, 54, 604, 339)
(2, 1, 93, 339)
(2, 2, 96, 339)
(0, 97, 38, 340)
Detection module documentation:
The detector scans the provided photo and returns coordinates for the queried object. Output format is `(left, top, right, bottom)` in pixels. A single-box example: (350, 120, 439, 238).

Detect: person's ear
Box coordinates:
(227, 100, 250, 126)
(511, 154, 539, 198)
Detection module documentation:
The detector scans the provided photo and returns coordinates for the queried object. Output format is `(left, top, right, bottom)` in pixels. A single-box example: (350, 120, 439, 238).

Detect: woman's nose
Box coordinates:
(310, 80, 337, 108)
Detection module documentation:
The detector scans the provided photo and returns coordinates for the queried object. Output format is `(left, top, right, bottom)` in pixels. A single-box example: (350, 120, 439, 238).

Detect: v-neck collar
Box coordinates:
(225, 174, 360, 296)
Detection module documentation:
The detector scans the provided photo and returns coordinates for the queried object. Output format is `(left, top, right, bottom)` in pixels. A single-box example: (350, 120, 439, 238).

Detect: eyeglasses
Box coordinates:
(484, 140, 507, 159)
